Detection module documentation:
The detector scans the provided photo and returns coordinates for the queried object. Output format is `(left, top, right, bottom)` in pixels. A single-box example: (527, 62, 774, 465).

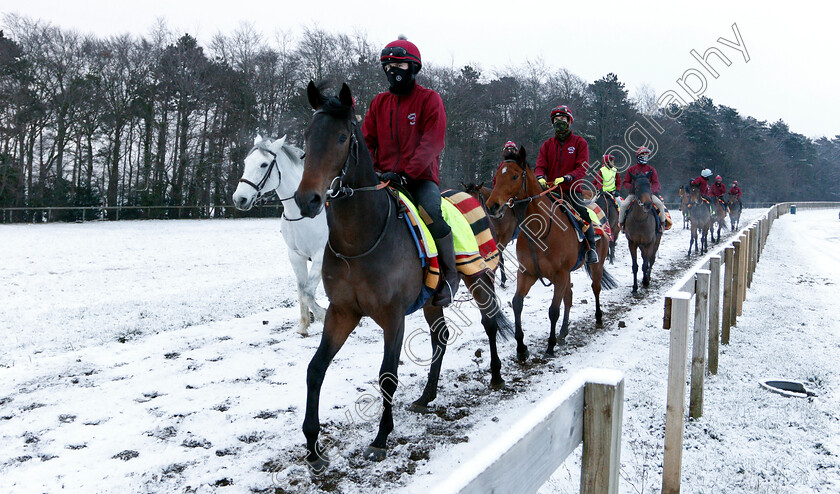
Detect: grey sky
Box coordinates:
(7, 0, 840, 138)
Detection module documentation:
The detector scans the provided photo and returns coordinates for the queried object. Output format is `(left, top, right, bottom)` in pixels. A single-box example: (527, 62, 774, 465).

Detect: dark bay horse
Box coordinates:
(595, 190, 620, 264)
(688, 183, 712, 256)
(728, 196, 742, 230)
(710, 197, 728, 243)
(293, 82, 512, 470)
(485, 150, 617, 358)
(679, 187, 691, 229)
(462, 182, 518, 287)
(623, 172, 663, 293)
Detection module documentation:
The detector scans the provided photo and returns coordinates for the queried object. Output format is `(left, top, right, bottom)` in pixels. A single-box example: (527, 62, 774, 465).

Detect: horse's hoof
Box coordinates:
(408, 401, 434, 414)
(545, 349, 555, 358)
(596, 320, 604, 329)
(364, 446, 387, 462)
(516, 348, 529, 363)
(297, 328, 309, 337)
(306, 455, 330, 474)
(490, 379, 507, 390)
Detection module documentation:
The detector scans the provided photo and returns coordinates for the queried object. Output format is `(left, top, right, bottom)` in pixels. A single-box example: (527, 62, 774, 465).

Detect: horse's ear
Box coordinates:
(307, 81, 323, 110)
(459, 181, 468, 190)
(254, 134, 262, 145)
(339, 83, 353, 108)
(477, 181, 484, 189)
(276, 135, 287, 148)
(518, 146, 528, 167)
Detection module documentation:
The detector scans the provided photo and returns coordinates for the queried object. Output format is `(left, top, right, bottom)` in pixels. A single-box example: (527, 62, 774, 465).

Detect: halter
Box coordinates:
(497, 160, 561, 213)
(240, 144, 309, 221)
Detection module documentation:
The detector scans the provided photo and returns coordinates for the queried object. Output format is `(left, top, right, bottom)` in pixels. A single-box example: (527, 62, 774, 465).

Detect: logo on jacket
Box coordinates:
(407, 113, 416, 126)
(567, 146, 575, 153)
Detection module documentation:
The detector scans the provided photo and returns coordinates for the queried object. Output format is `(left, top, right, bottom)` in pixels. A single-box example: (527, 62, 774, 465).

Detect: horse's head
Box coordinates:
(294, 81, 357, 218)
(689, 183, 701, 203)
(233, 135, 288, 211)
(486, 146, 528, 217)
(631, 172, 653, 212)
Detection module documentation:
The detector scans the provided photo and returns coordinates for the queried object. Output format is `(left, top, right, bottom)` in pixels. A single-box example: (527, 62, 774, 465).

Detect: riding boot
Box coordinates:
(432, 232, 459, 306)
(584, 225, 599, 264)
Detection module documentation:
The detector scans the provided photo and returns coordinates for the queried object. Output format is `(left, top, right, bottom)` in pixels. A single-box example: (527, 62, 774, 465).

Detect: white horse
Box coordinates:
(233, 135, 327, 336)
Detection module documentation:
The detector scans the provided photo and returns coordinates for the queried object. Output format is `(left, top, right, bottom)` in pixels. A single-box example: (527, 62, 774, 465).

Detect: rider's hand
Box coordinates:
(554, 175, 573, 185)
(537, 176, 548, 189)
(380, 172, 405, 185)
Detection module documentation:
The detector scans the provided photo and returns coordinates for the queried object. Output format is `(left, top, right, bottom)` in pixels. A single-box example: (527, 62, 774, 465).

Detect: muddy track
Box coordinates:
(268, 226, 745, 493)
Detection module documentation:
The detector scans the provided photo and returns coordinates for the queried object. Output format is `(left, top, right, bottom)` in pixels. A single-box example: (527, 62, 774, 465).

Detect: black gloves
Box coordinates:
(380, 172, 405, 186)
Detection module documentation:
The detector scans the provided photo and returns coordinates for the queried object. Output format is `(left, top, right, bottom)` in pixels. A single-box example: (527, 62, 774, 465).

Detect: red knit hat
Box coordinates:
(380, 35, 422, 70)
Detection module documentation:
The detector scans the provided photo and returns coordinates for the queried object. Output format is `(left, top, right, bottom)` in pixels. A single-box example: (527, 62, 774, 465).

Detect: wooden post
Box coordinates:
(662, 292, 692, 494)
(721, 246, 735, 345)
(747, 228, 754, 288)
(708, 257, 721, 374)
(690, 270, 710, 419)
(737, 234, 747, 316)
(733, 239, 743, 321)
(581, 374, 625, 494)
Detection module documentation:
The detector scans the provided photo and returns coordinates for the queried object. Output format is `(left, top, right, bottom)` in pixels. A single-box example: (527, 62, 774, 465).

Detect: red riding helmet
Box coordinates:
(603, 154, 615, 162)
(503, 140, 518, 151)
(550, 105, 574, 124)
(733, 180, 739, 186)
(715, 175, 722, 182)
(636, 146, 651, 156)
(380, 36, 422, 70)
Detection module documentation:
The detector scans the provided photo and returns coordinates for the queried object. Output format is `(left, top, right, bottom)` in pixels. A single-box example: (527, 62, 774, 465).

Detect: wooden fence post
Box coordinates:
(722, 246, 735, 345)
(690, 270, 710, 419)
(581, 374, 625, 494)
(662, 292, 692, 494)
(707, 257, 721, 374)
(737, 234, 747, 316)
(733, 239, 743, 320)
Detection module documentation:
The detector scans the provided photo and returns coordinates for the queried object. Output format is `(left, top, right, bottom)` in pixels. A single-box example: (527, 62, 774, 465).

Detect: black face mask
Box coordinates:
(386, 66, 415, 94)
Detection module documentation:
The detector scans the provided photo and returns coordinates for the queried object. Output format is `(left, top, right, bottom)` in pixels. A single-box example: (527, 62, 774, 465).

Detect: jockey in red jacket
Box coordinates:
(361, 36, 456, 306)
(729, 181, 743, 206)
(534, 104, 599, 263)
(690, 169, 713, 198)
(618, 147, 668, 226)
(710, 175, 727, 198)
(492, 141, 519, 187)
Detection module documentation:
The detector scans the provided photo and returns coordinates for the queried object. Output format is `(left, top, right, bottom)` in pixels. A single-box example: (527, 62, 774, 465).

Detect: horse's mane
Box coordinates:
(250, 137, 304, 166)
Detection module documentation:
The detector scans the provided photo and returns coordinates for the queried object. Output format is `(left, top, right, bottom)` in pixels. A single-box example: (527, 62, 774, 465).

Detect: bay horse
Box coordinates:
(485, 150, 617, 358)
(679, 186, 691, 229)
(594, 190, 620, 264)
(687, 183, 712, 256)
(710, 196, 728, 243)
(232, 135, 327, 336)
(462, 182, 518, 287)
(728, 196, 742, 230)
(293, 82, 513, 470)
(623, 172, 663, 293)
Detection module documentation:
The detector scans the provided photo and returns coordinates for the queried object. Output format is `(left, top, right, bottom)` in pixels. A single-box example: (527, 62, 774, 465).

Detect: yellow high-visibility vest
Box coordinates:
(602, 166, 618, 192)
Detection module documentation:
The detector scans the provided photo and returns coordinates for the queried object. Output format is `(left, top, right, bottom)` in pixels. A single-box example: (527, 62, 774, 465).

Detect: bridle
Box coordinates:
(495, 160, 560, 215)
(239, 145, 308, 222)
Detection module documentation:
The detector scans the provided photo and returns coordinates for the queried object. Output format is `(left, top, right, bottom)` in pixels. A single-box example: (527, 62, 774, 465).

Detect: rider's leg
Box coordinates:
(409, 179, 458, 306)
(618, 193, 636, 224)
(651, 194, 668, 222)
(570, 190, 599, 264)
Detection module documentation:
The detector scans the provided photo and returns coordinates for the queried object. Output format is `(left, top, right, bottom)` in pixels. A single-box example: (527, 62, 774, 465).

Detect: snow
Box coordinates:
(1, 209, 838, 493)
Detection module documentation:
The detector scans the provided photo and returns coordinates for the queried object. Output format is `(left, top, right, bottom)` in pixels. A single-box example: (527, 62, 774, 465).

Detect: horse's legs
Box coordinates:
(512, 272, 537, 362)
(498, 254, 507, 288)
(365, 314, 407, 461)
(558, 275, 574, 344)
(467, 273, 505, 388)
(288, 251, 314, 336)
(411, 305, 448, 412)
(590, 241, 607, 327)
(641, 244, 651, 288)
(547, 271, 572, 355)
(305, 248, 327, 322)
(303, 306, 360, 471)
(630, 241, 640, 292)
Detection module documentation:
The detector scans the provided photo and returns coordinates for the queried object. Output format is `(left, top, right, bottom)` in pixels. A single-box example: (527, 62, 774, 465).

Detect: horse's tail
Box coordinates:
(493, 309, 515, 342)
(586, 264, 619, 290)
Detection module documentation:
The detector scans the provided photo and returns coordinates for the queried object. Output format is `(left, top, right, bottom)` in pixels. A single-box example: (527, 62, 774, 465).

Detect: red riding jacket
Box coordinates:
(729, 186, 742, 199)
(710, 182, 727, 197)
(622, 163, 662, 195)
(534, 133, 590, 192)
(362, 84, 446, 185)
(690, 176, 710, 196)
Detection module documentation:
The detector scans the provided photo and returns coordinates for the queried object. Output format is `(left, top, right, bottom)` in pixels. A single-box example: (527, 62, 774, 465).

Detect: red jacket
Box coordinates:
(622, 163, 661, 195)
(729, 186, 742, 198)
(362, 84, 446, 185)
(534, 133, 589, 192)
(690, 176, 710, 196)
(710, 182, 726, 197)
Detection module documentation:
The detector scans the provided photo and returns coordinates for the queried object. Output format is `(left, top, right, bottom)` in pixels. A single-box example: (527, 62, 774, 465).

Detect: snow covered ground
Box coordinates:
(1, 208, 838, 493)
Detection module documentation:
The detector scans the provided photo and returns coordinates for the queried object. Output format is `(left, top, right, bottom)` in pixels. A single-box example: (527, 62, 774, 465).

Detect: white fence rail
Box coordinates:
(660, 201, 840, 493)
(438, 368, 624, 494)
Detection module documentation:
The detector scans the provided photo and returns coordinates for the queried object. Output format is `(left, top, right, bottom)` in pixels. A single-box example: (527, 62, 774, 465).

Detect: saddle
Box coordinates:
(544, 193, 610, 271)
(626, 200, 666, 232)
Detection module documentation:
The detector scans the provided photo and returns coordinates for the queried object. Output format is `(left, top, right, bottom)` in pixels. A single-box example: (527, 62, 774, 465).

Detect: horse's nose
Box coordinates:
(233, 194, 248, 210)
(487, 203, 500, 216)
(295, 191, 322, 218)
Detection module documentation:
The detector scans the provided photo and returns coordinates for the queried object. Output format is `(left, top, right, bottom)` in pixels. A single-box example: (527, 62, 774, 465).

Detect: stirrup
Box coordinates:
(585, 249, 599, 264)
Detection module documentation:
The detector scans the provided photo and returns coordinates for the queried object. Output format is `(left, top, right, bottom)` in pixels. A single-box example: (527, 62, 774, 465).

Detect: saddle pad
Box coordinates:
(441, 190, 500, 274)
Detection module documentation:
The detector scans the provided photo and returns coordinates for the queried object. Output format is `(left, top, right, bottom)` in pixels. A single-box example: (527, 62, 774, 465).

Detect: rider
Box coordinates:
(729, 180, 743, 207)
(534, 105, 599, 264)
(597, 154, 622, 198)
(618, 147, 669, 228)
(492, 141, 519, 187)
(690, 168, 713, 200)
(361, 35, 456, 306)
(710, 175, 727, 208)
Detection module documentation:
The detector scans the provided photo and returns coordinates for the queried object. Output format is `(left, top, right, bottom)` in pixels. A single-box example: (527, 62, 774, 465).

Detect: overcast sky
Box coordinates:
(6, 0, 840, 139)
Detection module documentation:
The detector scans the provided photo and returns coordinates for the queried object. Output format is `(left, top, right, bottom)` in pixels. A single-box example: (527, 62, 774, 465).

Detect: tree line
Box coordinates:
(1, 15, 838, 222)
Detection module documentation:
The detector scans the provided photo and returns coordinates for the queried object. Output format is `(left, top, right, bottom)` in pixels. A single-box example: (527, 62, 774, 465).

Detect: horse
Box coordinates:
(728, 196, 742, 230)
(594, 190, 620, 264)
(623, 172, 663, 293)
(484, 149, 617, 358)
(232, 135, 327, 336)
(710, 196, 728, 243)
(679, 186, 691, 229)
(687, 183, 712, 256)
(461, 182, 518, 287)
(293, 82, 513, 470)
